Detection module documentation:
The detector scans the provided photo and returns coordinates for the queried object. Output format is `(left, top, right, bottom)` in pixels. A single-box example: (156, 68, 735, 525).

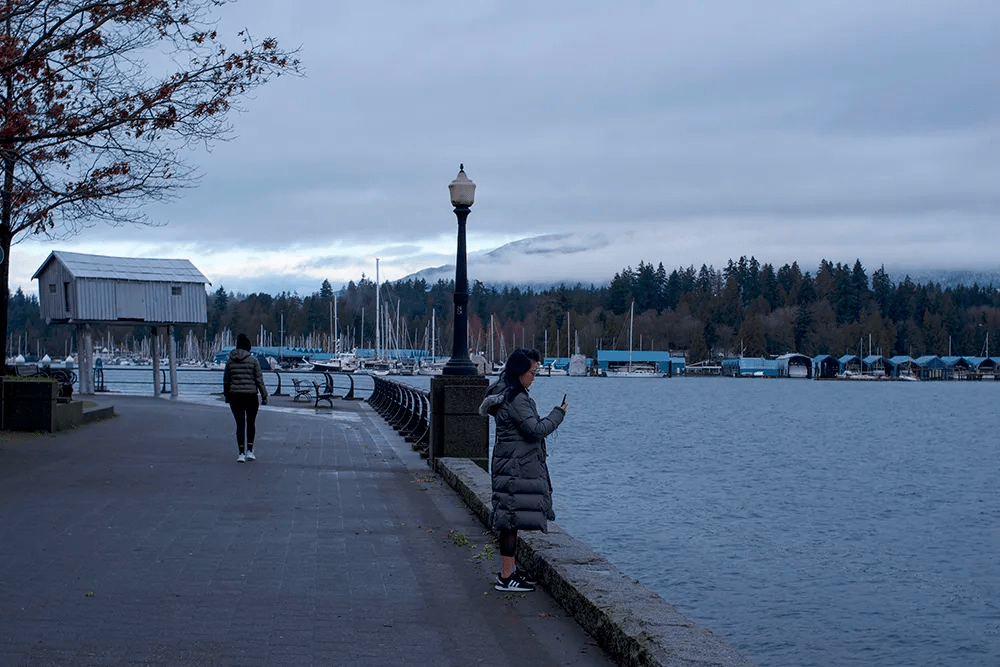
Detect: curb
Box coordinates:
(435, 457, 756, 667)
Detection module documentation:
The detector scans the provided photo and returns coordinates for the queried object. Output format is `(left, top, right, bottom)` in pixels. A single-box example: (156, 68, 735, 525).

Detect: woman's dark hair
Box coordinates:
(502, 348, 538, 400)
(515, 348, 541, 363)
(236, 333, 252, 351)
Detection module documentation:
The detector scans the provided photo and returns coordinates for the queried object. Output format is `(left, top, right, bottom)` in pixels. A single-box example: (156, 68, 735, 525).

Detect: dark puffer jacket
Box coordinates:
(223, 349, 268, 400)
(480, 380, 564, 532)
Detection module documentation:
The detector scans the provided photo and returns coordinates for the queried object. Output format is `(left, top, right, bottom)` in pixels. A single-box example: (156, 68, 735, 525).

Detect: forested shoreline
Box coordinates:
(7, 257, 1000, 362)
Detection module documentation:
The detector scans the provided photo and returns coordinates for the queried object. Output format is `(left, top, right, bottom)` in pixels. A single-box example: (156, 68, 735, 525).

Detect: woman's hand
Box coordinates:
(559, 398, 568, 413)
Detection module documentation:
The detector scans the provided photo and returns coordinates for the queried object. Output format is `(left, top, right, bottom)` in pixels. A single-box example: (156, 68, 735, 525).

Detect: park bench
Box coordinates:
(312, 381, 335, 408)
(291, 378, 313, 402)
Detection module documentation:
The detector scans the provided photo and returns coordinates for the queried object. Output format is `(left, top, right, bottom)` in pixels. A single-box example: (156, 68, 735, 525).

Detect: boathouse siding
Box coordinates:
(596, 350, 681, 374)
(913, 355, 946, 380)
(838, 354, 862, 374)
(32, 251, 209, 324)
(813, 354, 840, 378)
(776, 353, 812, 378)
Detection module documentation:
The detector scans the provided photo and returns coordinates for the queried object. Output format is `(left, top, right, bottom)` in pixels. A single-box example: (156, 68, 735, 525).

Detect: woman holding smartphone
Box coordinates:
(479, 348, 569, 592)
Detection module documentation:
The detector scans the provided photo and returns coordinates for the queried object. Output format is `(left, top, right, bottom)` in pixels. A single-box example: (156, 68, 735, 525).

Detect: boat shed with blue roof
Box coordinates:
(838, 354, 862, 374)
(913, 355, 946, 380)
(813, 354, 840, 378)
(722, 357, 781, 377)
(940, 356, 971, 379)
(963, 356, 998, 376)
(886, 355, 916, 378)
(595, 350, 680, 376)
(863, 355, 886, 375)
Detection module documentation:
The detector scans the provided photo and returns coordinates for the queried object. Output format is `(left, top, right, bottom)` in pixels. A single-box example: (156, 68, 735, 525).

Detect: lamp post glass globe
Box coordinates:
(449, 164, 476, 207)
(443, 164, 478, 376)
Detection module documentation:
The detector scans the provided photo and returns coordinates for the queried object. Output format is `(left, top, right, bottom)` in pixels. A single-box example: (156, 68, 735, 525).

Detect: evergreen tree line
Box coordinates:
(7, 257, 1000, 363)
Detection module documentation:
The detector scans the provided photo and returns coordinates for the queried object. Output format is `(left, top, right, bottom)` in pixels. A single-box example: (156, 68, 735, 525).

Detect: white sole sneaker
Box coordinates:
(246, 451, 256, 461)
(237, 453, 246, 463)
(494, 574, 535, 592)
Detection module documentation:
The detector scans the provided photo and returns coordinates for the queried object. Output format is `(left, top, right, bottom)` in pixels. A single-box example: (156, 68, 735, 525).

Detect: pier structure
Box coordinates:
(31, 250, 209, 397)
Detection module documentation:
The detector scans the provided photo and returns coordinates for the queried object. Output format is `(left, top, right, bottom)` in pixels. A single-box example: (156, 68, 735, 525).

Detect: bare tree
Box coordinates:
(0, 0, 301, 356)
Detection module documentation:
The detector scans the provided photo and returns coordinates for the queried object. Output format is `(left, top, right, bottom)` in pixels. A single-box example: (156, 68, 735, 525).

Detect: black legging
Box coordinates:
(498, 529, 517, 558)
(229, 394, 260, 450)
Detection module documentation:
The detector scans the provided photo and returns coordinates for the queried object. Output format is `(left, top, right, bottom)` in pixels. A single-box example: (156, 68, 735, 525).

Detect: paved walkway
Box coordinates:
(0, 394, 616, 667)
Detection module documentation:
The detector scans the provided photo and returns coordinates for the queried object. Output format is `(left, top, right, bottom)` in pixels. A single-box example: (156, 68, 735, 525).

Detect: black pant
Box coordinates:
(498, 529, 517, 557)
(229, 394, 259, 450)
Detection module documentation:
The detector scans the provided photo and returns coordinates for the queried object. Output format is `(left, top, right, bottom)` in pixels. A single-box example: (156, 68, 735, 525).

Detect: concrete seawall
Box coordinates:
(435, 457, 756, 667)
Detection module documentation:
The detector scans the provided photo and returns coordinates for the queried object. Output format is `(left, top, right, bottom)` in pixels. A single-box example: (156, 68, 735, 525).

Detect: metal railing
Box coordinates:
(367, 376, 430, 456)
(4, 364, 375, 401)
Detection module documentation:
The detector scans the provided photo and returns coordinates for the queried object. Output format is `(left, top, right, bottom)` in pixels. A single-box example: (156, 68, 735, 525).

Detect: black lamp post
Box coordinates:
(442, 164, 478, 376)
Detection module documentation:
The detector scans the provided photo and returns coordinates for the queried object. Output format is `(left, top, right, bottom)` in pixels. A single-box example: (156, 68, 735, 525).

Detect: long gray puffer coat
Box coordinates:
(479, 379, 565, 532)
(223, 349, 268, 400)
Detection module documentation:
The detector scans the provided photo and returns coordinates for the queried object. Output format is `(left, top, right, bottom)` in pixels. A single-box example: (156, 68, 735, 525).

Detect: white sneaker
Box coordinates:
(237, 453, 246, 463)
(245, 450, 256, 462)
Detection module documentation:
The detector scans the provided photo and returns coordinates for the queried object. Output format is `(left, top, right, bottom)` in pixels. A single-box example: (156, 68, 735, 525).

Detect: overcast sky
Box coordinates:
(8, 0, 999, 296)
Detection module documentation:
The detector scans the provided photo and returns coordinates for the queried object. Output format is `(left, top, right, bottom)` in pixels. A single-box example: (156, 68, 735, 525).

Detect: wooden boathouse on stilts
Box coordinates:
(31, 251, 210, 397)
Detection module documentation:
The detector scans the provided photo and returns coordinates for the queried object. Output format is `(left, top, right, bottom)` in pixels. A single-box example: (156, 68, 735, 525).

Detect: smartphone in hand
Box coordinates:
(562, 393, 567, 403)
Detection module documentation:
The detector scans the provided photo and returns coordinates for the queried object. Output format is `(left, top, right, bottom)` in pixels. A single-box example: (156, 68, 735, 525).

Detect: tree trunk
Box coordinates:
(1, 150, 14, 373)
(0, 233, 9, 371)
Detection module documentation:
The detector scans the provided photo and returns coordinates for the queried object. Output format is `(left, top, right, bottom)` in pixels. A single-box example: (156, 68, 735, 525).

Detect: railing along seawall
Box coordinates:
(367, 376, 430, 457)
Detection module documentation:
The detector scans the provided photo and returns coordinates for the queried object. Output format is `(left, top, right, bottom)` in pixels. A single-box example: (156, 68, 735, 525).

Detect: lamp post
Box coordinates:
(442, 164, 478, 376)
(430, 165, 488, 470)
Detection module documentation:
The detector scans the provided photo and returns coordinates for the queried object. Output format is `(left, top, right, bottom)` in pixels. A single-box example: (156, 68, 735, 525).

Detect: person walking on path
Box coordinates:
(223, 333, 268, 462)
(479, 348, 568, 592)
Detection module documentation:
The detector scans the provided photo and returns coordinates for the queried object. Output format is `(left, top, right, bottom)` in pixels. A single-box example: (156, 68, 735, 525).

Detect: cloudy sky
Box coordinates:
(8, 0, 999, 296)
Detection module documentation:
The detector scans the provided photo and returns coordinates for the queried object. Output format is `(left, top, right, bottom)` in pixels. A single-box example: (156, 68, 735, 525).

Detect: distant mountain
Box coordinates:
(399, 233, 609, 290)
(397, 235, 1000, 292)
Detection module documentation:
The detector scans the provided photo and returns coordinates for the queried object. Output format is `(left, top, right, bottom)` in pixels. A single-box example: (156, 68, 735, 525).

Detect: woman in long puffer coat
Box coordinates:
(479, 348, 568, 592)
(223, 333, 268, 462)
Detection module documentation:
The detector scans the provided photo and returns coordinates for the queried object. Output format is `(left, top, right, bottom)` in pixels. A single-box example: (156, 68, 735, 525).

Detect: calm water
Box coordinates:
(88, 368, 999, 667)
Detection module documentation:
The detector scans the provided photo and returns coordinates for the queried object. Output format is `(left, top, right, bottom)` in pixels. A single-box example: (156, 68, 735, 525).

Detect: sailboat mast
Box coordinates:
(629, 301, 634, 372)
(375, 258, 380, 360)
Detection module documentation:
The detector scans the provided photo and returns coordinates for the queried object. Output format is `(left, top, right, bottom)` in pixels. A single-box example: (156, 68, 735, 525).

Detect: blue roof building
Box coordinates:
(595, 350, 682, 376)
(838, 355, 862, 374)
(813, 354, 840, 378)
(913, 355, 946, 380)
(886, 355, 916, 378)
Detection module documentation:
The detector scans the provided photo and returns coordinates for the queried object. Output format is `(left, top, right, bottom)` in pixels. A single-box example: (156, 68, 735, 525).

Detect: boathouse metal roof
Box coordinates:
(887, 355, 915, 366)
(940, 356, 970, 368)
(724, 357, 781, 376)
(963, 356, 998, 369)
(32, 250, 209, 325)
(913, 355, 946, 368)
(595, 351, 684, 374)
(32, 250, 210, 284)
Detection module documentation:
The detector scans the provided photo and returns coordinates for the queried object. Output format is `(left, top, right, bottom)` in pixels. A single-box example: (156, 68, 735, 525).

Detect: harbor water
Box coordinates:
(82, 368, 999, 667)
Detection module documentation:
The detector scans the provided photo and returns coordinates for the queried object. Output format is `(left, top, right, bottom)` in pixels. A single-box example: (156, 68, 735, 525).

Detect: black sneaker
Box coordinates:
(515, 568, 537, 586)
(495, 572, 535, 592)
(494, 569, 537, 586)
